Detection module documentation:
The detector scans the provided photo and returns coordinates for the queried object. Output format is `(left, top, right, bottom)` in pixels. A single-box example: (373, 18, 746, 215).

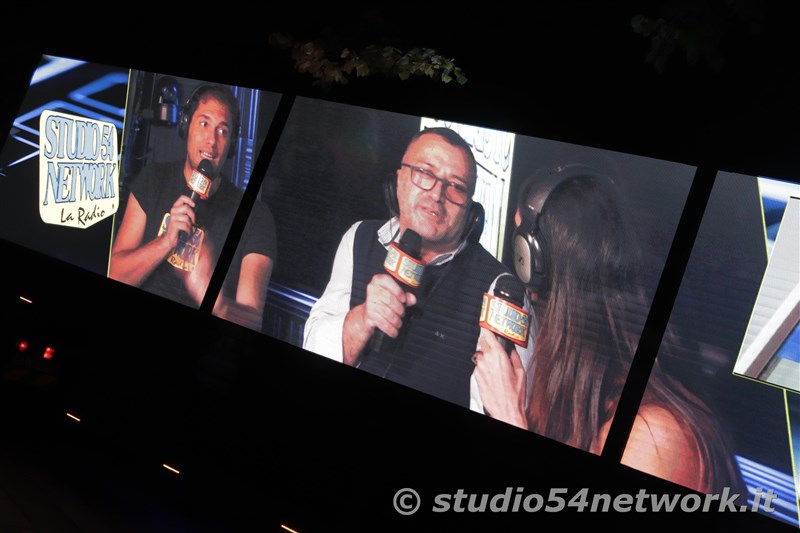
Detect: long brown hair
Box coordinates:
(522, 171, 742, 493)
(525, 173, 636, 449)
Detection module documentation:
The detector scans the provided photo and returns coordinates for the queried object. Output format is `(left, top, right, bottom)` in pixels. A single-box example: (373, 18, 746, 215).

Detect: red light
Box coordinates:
(42, 347, 55, 360)
(17, 340, 28, 352)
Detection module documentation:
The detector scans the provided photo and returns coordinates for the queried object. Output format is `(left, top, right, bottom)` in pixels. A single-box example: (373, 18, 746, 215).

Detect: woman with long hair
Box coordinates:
(473, 166, 742, 494)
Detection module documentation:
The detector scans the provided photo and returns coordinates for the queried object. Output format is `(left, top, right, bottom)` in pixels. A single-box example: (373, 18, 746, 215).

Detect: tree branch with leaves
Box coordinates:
(269, 32, 468, 89)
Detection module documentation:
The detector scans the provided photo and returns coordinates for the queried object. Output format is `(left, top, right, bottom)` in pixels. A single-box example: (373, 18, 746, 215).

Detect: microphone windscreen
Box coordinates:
(197, 158, 214, 177)
(396, 229, 421, 259)
(494, 273, 526, 308)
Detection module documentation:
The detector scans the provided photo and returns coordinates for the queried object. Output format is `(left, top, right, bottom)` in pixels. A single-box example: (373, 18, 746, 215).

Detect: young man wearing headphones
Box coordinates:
(303, 127, 534, 410)
(109, 83, 276, 332)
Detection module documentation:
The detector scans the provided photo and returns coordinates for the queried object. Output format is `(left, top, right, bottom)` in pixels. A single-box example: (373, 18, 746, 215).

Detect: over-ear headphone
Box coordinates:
(177, 83, 241, 159)
(512, 164, 614, 295)
(383, 173, 485, 245)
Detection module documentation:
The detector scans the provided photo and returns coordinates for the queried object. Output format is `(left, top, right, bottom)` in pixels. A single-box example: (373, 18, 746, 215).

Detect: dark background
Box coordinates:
(1, 2, 799, 532)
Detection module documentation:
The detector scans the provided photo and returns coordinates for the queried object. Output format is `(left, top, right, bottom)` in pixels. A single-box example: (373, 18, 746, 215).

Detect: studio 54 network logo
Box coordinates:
(39, 110, 119, 228)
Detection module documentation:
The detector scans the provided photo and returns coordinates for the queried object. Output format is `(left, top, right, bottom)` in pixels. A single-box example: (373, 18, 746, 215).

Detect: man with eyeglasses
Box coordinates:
(304, 127, 533, 411)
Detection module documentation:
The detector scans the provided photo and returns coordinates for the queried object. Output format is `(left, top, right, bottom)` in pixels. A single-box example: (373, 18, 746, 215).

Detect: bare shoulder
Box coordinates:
(621, 404, 705, 492)
(631, 404, 685, 442)
(596, 405, 682, 452)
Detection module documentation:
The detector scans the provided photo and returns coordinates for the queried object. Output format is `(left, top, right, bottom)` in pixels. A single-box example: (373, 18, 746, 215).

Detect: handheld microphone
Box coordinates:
(179, 159, 214, 240)
(479, 273, 530, 353)
(368, 229, 424, 354)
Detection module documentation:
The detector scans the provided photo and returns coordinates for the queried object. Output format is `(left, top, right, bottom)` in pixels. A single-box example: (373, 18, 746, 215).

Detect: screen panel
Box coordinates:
(109, 71, 281, 312)
(237, 95, 696, 458)
(624, 171, 799, 527)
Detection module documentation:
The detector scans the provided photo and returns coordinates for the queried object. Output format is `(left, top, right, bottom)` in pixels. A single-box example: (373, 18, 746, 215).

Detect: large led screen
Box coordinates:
(4, 54, 796, 531)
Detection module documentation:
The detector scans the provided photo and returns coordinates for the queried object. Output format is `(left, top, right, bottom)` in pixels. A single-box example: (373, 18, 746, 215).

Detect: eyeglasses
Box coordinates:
(401, 163, 471, 205)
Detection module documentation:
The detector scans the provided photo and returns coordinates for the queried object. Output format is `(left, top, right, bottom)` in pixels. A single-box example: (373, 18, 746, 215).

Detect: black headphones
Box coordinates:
(512, 164, 614, 295)
(383, 173, 485, 245)
(177, 83, 241, 159)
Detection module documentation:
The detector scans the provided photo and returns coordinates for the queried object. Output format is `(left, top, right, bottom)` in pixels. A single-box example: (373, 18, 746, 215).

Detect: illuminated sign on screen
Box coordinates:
(39, 110, 119, 228)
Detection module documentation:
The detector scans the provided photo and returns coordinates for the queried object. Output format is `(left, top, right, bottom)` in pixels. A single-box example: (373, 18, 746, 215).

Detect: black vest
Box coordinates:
(350, 220, 509, 408)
